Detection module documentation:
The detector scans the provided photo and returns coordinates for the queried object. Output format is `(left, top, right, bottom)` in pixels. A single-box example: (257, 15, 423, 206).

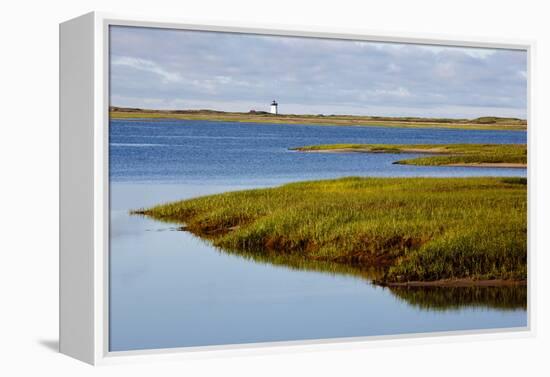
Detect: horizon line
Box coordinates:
(109, 105, 527, 122)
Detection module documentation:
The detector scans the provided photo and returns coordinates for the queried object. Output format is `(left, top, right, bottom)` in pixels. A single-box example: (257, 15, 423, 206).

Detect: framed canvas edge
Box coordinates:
(80, 11, 536, 365)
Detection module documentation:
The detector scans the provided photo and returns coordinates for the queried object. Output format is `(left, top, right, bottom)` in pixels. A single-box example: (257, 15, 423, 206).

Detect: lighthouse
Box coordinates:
(270, 100, 278, 115)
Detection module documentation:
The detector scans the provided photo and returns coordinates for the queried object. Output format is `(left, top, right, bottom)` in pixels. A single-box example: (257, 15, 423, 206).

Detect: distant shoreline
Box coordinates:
(110, 106, 527, 131)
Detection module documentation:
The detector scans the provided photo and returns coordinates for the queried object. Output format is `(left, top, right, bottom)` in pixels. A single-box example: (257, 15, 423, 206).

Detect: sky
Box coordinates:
(110, 26, 527, 119)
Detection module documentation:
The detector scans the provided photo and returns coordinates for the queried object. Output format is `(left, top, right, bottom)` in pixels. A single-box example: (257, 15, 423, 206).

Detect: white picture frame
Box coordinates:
(59, 11, 536, 365)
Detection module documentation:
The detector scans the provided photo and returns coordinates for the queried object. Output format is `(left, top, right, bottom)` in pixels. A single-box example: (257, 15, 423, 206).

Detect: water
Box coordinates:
(109, 119, 527, 352)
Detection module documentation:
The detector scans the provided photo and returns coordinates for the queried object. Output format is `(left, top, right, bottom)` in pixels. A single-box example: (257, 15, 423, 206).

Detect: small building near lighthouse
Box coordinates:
(270, 100, 278, 115)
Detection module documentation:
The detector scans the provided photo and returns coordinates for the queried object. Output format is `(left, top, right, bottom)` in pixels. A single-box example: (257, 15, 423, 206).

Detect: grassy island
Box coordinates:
(110, 107, 527, 131)
(292, 143, 527, 168)
(132, 177, 527, 285)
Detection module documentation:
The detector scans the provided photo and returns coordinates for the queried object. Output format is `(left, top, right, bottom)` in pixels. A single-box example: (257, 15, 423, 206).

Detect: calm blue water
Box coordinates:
(110, 119, 526, 184)
(109, 119, 527, 352)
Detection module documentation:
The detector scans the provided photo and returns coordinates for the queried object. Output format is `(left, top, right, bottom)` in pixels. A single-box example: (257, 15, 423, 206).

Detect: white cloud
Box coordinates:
(360, 42, 497, 60)
(381, 87, 411, 97)
(387, 63, 401, 73)
(462, 48, 497, 59)
(434, 62, 456, 79)
(111, 56, 183, 83)
(418, 45, 497, 59)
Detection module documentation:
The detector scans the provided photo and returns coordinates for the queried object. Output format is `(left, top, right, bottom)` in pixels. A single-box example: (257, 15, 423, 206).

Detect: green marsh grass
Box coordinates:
(133, 177, 527, 284)
(293, 143, 527, 167)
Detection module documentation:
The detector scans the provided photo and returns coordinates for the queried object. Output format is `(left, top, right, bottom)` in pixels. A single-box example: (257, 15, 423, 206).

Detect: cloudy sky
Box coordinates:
(110, 26, 527, 119)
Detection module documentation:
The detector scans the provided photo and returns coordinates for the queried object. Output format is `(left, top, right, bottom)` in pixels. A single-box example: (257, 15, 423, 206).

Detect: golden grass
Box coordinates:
(133, 177, 527, 284)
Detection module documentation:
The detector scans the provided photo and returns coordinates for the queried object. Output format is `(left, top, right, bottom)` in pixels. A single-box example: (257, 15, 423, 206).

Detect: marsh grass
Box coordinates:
(110, 108, 527, 131)
(293, 143, 527, 166)
(133, 177, 527, 284)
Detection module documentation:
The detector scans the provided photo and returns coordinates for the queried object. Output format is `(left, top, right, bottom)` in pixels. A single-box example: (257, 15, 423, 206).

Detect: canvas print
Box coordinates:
(108, 26, 527, 352)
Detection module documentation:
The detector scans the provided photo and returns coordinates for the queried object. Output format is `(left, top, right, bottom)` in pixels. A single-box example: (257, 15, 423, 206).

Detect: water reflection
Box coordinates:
(177, 227, 528, 312)
(209, 244, 385, 281)
(388, 285, 526, 311)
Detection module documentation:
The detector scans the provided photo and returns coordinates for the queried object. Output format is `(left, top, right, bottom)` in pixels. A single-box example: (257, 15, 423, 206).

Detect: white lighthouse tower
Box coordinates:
(270, 100, 278, 115)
